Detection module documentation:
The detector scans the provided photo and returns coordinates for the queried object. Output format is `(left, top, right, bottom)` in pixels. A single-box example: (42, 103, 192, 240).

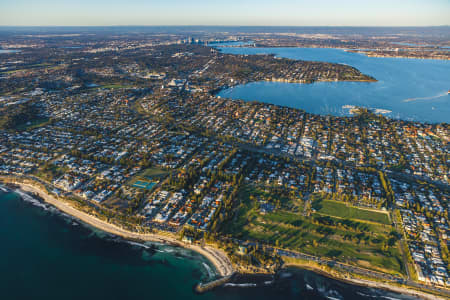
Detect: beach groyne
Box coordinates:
(195, 273, 235, 293)
(3, 176, 448, 299)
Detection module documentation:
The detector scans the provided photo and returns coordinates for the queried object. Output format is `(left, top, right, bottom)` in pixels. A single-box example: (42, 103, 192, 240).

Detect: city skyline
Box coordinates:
(0, 0, 449, 27)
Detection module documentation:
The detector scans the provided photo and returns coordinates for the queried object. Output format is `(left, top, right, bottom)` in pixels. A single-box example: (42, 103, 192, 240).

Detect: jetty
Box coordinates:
(195, 273, 235, 293)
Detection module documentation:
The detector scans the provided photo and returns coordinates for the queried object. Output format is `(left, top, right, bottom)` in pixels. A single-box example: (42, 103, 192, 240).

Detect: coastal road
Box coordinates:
(229, 237, 450, 298)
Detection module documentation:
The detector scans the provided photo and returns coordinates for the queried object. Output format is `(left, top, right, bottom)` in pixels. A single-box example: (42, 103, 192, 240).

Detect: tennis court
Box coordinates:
(132, 180, 157, 190)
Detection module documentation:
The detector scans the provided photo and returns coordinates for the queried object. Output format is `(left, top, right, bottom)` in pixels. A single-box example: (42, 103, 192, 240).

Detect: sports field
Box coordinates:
(221, 185, 404, 275)
(313, 199, 390, 225)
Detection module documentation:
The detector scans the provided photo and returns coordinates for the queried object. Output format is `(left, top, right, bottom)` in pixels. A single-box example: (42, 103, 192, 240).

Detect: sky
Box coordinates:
(0, 0, 449, 26)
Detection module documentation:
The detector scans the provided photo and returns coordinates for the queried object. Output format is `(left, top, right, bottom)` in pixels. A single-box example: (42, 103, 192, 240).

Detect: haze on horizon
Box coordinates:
(0, 0, 449, 27)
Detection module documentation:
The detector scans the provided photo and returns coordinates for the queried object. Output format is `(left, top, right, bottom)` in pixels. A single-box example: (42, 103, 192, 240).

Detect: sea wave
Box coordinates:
(279, 272, 293, 278)
(318, 287, 343, 300)
(380, 296, 401, 300)
(15, 189, 51, 211)
(202, 262, 215, 278)
(223, 283, 258, 288)
(161, 248, 175, 253)
(357, 291, 376, 298)
(126, 240, 151, 249)
(13, 188, 84, 227)
(14, 189, 78, 222)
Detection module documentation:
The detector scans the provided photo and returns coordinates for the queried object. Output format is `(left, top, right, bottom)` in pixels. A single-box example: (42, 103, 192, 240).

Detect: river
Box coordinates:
(217, 46, 450, 123)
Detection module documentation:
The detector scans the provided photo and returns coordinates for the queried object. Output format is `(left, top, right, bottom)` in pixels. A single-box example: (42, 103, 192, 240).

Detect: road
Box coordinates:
(4, 174, 449, 297)
(227, 236, 450, 298)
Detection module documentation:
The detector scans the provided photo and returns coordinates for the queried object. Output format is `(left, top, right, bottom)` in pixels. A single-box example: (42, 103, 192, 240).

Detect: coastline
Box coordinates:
(1, 180, 233, 278)
(242, 45, 450, 60)
(345, 50, 450, 61)
(283, 263, 447, 300)
(2, 178, 449, 299)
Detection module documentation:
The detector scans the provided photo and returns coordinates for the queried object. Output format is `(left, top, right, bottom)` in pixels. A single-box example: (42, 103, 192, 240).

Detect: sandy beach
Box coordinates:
(3, 179, 233, 278)
(2, 178, 449, 299)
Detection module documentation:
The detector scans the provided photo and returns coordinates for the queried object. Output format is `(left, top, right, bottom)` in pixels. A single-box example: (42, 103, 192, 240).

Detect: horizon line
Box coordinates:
(0, 25, 449, 28)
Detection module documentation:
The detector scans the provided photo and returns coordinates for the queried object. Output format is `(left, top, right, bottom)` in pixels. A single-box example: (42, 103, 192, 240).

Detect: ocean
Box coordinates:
(0, 188, 420, 300)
